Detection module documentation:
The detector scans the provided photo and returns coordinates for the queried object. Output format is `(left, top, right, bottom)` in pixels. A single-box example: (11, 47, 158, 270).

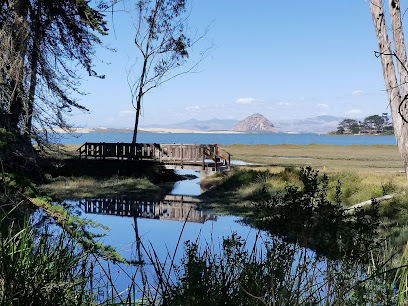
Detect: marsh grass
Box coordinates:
(161, 234, 397, 305)
(222, 144, 403, 172)
(0, 212, 153, 305)
(0, 218, 95, 305)
(39, 176, 167, 200)
(201, 164, 406, 216)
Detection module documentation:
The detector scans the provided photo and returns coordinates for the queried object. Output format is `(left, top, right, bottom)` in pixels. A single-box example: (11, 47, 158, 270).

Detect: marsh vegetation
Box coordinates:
(3, 143, 408, 304)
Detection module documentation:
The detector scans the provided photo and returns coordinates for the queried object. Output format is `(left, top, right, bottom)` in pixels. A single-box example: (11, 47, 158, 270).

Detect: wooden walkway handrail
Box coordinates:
(77, 142, 231, 172)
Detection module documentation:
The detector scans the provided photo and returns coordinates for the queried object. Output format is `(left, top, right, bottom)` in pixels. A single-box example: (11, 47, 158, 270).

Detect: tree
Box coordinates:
(0, 0, 108, 179)
(337, 119, 360, 134)
(363, 115, 385, 131)
(382, 112, 390, 127)
(128, 0, 205, 143)
(371, 0, 408, 181)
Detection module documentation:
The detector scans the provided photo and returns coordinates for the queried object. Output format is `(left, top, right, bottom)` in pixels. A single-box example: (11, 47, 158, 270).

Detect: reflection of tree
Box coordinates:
(132, 216, 147, 301)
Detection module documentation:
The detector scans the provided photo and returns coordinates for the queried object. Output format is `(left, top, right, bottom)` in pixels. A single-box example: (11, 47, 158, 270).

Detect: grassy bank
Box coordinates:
(201, 166, 406, 213)
(37, 145, 185, 200)
(39, 176, 168, 199)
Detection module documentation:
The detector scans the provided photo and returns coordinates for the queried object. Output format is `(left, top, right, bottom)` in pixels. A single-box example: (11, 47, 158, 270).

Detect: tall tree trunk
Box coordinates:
(131, 1, 160, 144)
(371, 0, 408, 181)
(25, 1, 42, 135)
(8, 0, 29, 134)
(132, 94, 142, 143)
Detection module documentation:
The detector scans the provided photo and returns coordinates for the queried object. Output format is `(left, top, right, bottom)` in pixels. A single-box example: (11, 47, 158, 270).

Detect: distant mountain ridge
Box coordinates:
(145, 118, 238, 131)
(140, 115, 344, 134)
(274, 115, 344, 133)
(233, 113, 277, 132)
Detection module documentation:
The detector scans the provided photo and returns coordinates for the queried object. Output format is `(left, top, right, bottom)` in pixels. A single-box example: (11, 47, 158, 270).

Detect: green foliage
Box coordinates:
(1, 0, 109, 180)
(0, 128, 15, 148)
(337, 118, 360, 134)
(219, 167, 299, 192)
(161, 167, 403, 304)
(336, 113, 393, 134)
(394, 242, 408, 303)
(165, 234, 395, 305)
(251, 167, 380, 262)
(0, 220, 96, 305)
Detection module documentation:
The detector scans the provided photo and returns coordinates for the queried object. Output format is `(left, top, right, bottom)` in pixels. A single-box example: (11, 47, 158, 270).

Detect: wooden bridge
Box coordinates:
(77, 142, 231, 173)
(80, 195, 217, 223)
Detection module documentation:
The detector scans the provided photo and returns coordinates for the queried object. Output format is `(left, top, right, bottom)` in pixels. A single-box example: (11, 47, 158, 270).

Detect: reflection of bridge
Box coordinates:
(77, 143, 230, 174)
(80, 195, 217, 223)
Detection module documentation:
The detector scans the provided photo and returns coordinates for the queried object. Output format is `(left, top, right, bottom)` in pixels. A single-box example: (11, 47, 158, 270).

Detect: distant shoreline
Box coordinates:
(47, 127, 397, 135)
(50, 127, 243, 134)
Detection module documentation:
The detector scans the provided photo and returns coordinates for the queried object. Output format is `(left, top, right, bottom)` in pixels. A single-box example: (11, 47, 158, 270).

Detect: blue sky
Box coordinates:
(71, 0, 391, 128)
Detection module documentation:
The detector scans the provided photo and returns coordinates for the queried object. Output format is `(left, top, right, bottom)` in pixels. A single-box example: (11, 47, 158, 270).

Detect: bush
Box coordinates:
(250, 167, 380, 262)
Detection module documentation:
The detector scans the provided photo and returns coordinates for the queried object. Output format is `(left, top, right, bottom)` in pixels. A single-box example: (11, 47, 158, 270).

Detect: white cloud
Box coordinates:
(276, 102, 290, 106)
(352, 90, 364, 96)
(316, 103, 329, 109)
(185, 105, 201, 111)
(118, 110, 134, 117)
(345, 109, 362, 115)
(236, 97, 256, 104)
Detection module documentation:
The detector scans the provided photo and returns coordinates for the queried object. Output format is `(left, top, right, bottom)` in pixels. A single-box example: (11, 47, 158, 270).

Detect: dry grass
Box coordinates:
(39, 176, 169, 200)
(222, 144, 403, 173)
(37, 144, 80, 159)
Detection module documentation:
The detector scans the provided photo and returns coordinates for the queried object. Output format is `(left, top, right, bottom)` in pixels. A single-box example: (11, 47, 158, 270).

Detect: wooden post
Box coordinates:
(181, 145, 183, 168)
(202, 145, 205, 170)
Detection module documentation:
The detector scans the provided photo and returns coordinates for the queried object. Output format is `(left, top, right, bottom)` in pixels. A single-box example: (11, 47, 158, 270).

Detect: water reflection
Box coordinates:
(80, 195, 217, 223)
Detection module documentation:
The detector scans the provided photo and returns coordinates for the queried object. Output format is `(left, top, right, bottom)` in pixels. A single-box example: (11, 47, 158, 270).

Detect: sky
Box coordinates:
(70, 0, 393, 128)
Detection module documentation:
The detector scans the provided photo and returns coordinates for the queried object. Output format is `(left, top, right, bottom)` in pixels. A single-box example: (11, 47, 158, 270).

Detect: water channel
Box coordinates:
(63, 169, 260, 297)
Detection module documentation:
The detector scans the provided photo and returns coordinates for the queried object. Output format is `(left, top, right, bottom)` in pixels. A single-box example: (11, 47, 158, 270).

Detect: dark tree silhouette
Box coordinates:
(0, 0, 108, 179)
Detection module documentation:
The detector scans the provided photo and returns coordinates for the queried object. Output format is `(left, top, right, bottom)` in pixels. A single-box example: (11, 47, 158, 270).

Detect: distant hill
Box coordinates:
(233, 113, 277, 133)
(145, 118, 238, 131)
(274, 115, 344, 134)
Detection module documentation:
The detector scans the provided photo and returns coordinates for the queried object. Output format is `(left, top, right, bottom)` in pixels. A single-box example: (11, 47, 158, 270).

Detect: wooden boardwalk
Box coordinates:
(77, 142, 231, 172)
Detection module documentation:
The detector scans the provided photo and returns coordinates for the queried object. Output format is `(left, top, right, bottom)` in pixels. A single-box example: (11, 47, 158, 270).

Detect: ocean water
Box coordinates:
(57, 132, 397, 146)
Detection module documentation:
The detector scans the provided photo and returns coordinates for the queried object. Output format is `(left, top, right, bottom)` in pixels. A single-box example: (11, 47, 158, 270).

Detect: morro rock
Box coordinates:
(233, 113, 277, 132)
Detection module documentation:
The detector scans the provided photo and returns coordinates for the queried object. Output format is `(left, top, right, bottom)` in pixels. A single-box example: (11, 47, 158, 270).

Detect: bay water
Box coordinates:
(57, 132, 396, 146)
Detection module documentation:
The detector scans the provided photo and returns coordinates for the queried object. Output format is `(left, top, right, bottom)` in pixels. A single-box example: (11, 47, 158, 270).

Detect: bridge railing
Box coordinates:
(77, 142, 157, 160)
(77, 142, 231, 170)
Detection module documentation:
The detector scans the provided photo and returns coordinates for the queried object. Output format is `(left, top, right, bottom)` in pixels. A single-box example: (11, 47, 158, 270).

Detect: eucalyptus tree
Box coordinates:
(371, 0, 408, 181)
(128, 0, 200, 143)
(0, 0, 108, 178)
